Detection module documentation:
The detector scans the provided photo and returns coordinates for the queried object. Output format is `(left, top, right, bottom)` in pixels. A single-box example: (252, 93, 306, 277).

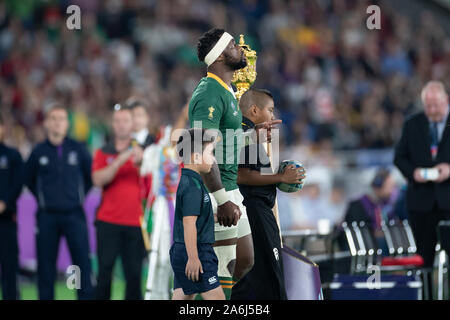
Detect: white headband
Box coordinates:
(204, 32, 234, 67)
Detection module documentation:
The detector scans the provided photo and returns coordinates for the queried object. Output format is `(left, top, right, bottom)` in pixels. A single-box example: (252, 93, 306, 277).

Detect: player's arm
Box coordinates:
(79, 144, 93, 193)
(92, 149, 133, 187)
(183, 216, 203, 282)
(237, 165, 305, 186)
(190, 99, 241, 227)
(24, 149, 38, 197)
(171, 102, 190, 147)
(7, 151, 24, 208)
(0, 151, 24, 214)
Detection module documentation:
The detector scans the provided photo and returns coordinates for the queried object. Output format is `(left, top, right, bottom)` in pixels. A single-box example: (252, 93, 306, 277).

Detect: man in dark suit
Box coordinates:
(394, 81, 450, 296)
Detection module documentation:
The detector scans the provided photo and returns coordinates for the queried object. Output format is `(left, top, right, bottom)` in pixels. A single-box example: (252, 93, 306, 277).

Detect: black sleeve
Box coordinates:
(394, 119, 415, 182)
(79, 143, 93, 194)
(5, 150, 24, 211)
(24, 148, 38, 197)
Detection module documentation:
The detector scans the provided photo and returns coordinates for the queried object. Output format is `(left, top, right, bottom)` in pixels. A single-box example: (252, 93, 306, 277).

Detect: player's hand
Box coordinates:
(217, 201, 241, 227)
(281, 164, 306, 184)
(435, 163, 450, 183)
(255, 120, 282, 143)
(185, 257, 203, 282)
(0, 200, 6, 214)
(413, 168, 427, 183)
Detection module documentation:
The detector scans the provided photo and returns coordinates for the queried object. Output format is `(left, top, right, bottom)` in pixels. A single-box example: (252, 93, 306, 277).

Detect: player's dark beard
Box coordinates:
(224, 52, 247, 71)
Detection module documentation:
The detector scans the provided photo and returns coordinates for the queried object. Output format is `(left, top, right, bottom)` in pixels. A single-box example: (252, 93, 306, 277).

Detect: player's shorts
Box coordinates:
(230, 197, 287, 300)
(209, 188, 252, 240)
(170, 242, 220, 295)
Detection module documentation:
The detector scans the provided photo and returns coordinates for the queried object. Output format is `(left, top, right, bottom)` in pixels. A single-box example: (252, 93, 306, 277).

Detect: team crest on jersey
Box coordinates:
(68, 151, 78, 166)
(208, 106, 215, 119)
(39, 156, 49, 166)
(0, 156, 8, 169)
(204, 194, 210, 203)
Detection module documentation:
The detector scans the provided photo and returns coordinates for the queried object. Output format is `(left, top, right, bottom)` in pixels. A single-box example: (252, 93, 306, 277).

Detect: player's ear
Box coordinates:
(251, 104, 259, 116)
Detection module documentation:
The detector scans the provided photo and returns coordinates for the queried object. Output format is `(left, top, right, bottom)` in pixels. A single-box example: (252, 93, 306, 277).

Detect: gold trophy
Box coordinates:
(232, 34, 257, 101)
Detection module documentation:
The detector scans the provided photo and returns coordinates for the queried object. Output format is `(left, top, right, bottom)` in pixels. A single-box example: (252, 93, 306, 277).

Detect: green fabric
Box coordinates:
(143, 200, 153, 234)
(189, 77, 243, 191)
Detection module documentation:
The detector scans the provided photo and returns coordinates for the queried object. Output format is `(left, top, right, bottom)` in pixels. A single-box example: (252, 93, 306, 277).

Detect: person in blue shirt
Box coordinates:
(170, 128, 225, 300)
(24, 105, 93, 300)
(0, 113, 24, 300)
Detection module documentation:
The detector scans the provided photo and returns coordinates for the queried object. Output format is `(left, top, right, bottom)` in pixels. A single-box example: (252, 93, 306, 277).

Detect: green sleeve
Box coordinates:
(189, 97, 224, 130)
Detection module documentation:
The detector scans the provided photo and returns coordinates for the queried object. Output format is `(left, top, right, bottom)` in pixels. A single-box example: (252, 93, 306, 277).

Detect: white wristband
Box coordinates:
(212, 188, 229, 206)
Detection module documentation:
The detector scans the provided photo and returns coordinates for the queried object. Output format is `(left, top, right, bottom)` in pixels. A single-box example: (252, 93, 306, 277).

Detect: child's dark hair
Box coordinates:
(176, 128, 215, 160)
(197, 28, 225, 62)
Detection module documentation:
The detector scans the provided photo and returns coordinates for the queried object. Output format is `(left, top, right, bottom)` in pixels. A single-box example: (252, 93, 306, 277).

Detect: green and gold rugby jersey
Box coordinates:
(189, 72, 242, 192)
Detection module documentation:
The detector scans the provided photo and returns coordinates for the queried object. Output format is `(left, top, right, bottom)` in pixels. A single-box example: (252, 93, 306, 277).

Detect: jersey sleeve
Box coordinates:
(92, 149, 107, 172)
(180, 179, 202, 217)
(5, 150, 24, 209)
(189, 97, 224, 130)
(79, 143, 93, 192)
(24, 148, 38, 197)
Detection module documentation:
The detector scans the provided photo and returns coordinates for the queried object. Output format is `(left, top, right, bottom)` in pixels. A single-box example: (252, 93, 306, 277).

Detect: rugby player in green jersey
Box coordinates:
(188, 28, 279, 298)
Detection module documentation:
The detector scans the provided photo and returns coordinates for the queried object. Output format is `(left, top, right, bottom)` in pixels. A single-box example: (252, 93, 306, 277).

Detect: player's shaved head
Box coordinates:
(239, 88, 274, 116)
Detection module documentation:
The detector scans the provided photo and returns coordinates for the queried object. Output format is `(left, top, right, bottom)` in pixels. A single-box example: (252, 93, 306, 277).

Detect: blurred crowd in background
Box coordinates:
(1, 0, 449, 231)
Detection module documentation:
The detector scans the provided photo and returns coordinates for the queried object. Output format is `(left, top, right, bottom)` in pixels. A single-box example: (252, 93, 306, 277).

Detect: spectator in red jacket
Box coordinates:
(92, 104, 145, 300)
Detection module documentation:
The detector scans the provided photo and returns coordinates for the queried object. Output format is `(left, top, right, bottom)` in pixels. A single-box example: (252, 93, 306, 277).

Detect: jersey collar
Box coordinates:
(181, 168, 202, 181)
(241, 116, 255, 131)
(207, 72, 236, 100)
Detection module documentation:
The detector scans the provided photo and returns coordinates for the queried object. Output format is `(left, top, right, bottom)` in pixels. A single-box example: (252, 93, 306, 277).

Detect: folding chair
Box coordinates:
(334, 220, 423, 300)
(436, 221, 450, 300)
(380, 220, 424, 268)
(341, 222, 365, 274)
(358, 221, 381, 267)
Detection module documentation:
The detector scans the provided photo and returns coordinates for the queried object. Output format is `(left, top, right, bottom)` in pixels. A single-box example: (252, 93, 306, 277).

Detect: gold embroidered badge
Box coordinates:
(208, 106, 215, 119)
